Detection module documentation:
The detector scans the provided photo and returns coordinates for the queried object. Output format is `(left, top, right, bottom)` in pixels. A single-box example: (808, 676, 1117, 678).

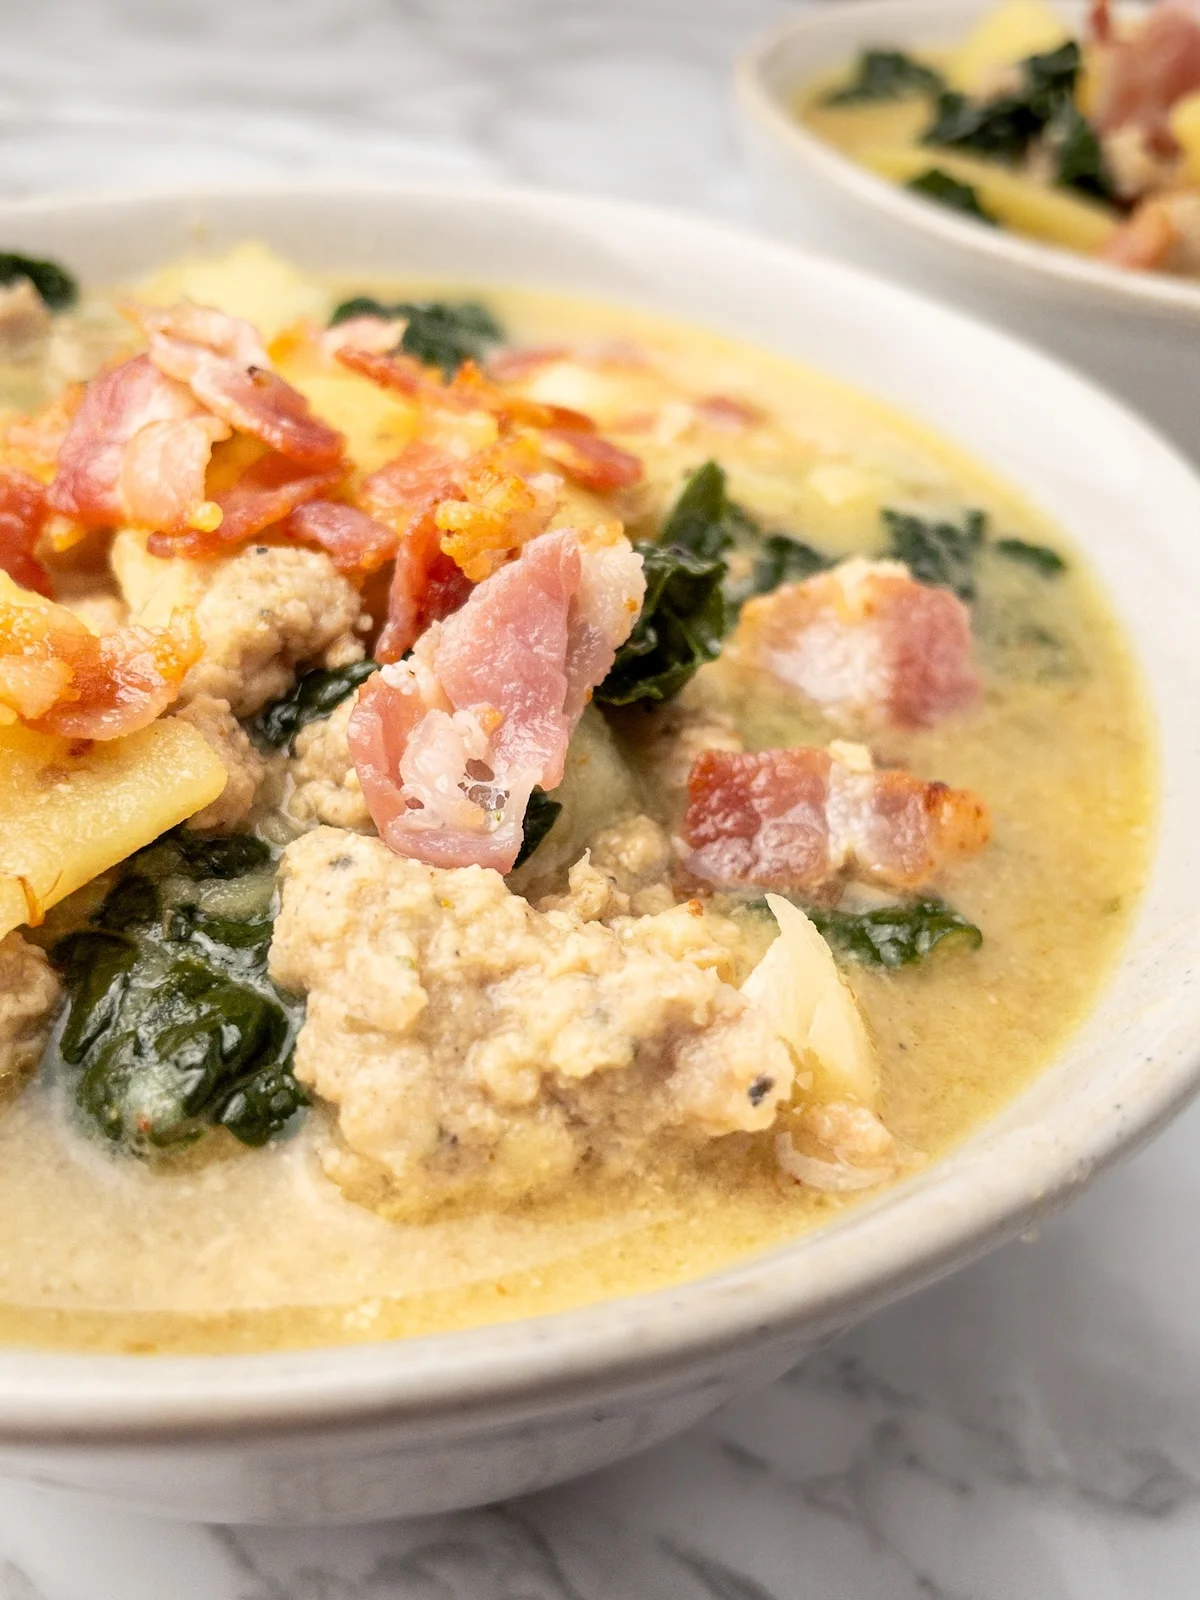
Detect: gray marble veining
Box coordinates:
(0, 0, 1197, 1594)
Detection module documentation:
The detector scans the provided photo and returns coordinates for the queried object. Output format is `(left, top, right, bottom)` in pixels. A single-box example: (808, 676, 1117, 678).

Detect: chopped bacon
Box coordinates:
(282, 499, 397, 576)
(734, 558, 980, 730)
(320, 315, 405, 359)
(132, 302, 345, 470)
(681, 743, 990, 894)
(146, 452, 344, 558)
(0, 469, 51, 597)
(361, 443, 464, 662)
(347, 528, 645, 870)
(538, 429, 643, 491)
(433, 437, 559, 582)
(693, 394, 765, 432)
(47, 354, 224, 533)
(486, 344, 571, 382)
(0, 573, 199, 739)
(1091, 0, 1200, 138)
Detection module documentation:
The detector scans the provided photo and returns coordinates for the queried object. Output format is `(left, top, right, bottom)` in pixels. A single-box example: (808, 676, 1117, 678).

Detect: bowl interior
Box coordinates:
(736, 0, 1200, 320)
(0, 184, 1196, 1428)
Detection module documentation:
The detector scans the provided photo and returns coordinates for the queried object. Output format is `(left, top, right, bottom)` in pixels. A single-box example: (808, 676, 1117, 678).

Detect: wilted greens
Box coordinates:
(825, 49, 944, 105)
(906, 168, 997, 225)
(327, 296, 504, 377)
(513, 787, 563, 870)
(252, 660, 380, 752)
(50, 830, 305, 1155)
(883, 506, 987, 601)
(993, 536, 1067, 575)
(0, 252, 78, 311)
(596, 541, 727, 705)
(808, 898, 983, 968)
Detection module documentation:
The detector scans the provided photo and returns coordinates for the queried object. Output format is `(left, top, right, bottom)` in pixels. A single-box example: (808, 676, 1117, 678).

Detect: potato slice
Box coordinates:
(742, 895, 879, 1108)
(946, 0, 1070, 93)
(862, 144, 1119, 253)
(1170, 91, 1200, 184)
(0, 718, 227, 937)
(136, 242, 328, 342)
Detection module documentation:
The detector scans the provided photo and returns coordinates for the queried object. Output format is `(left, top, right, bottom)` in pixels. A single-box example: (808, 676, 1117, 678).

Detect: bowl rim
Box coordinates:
(0, 178, 1197, 1442)
(733, 0, 1200, 323)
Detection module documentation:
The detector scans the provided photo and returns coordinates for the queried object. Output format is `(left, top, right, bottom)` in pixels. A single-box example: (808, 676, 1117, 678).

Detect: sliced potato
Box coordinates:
(945, 0, 1070, 92)
(742, 895, 879, 1109)
(862, 144, 1119, 253)
(272, 363, 418, 474)
(0, 718, 227, 937)
(1170, 91, 1200, 184)
(136, 242, 328, 341)
(110, 528, 205, 625)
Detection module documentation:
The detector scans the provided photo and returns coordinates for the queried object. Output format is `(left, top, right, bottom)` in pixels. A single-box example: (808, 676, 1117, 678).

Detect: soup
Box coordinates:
(0, 242, 1151, 1353)
(800, 0, 1200, 279)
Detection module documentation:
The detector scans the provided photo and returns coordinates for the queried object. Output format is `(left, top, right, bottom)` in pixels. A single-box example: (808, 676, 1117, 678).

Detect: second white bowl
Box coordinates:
(735, 0, 1200, 462)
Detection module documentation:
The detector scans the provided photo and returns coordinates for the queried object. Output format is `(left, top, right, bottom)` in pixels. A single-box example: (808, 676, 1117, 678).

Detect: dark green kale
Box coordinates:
(659, 460, 753, 562)
(596, 542, 726, 706)
(808, 898, 983, 968)
(824, 49, 944, 105)
(49, 830, 305, 1155)
(1044, 102, 1115, 201)
(327, 296, 504, 377)
(0, 252, 78, 311)
(920, 35, 1110, 196)
(725, 533, 831, 618)
(882, 507, 987, 601)
(513, 787, 563, 870)
(993, 536, 1067, 575)
(251, 660, 380, 753)
(906, 168, 998, 224)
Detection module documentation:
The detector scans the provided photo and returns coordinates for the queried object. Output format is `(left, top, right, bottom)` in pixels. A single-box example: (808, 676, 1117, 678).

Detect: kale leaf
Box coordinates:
(808, 898, 983, 968)
(252, 660, 380, 752)
(0, 252, 78, 311)
(919, 38, 1114, 196)
(725, 532, 831, 618)
(327, 295, 504, 377)
(50, 829, 305, 1155)
(659, 459, 752, 562)
(993, 536, 1067, 575)
(906, 168, 998, 224)
(825, 49, 944, 105)
(513, 787, 563, 870)
(596, 542, 726, 705)
(882, 506, 987, 601)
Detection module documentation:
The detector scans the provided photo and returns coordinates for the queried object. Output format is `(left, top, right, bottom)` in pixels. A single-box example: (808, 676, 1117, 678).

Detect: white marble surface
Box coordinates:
(2, 1, 1199, 1594)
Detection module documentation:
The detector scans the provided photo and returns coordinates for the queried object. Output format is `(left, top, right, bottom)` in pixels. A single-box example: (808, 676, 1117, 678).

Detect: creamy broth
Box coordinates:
(0, 264, 1152, 1353)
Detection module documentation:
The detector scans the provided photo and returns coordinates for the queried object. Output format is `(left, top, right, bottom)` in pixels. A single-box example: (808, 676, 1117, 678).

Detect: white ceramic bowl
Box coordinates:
(735, 0, 1200, 462)
(0, 183, 1199, 1525)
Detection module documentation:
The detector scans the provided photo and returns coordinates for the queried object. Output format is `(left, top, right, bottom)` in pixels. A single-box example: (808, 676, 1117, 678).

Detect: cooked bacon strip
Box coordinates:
(681, 743, 989, 894)
(361, 443, 464, 662)
(132, 303, 345, 470)
(1091, 0, 1200, 137)
(0, 573, 199, 739)
(0, 469, 51, 597)
(146, 453, 344, 558)
(47, 354, 227, 535)
(693, 394, 765, 432)
(734, 558, 980, 730)
(320, 314, 406, 359)
(348, 527, 645, 870)
(486, 344, 571, 382)
(433, 438, 560, 582)
(282, 499, 397, 576)
(538, 429, 643, 491)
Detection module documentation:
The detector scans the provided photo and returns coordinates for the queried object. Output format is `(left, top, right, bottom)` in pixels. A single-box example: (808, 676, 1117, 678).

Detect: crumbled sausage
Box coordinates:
(285, 697, 374, 834)
(172, 693, 274, 832)
(0, 933, 60, 1094)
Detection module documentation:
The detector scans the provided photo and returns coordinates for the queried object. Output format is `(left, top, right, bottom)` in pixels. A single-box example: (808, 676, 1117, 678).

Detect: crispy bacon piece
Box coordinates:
(538, 429, 643, 491)
(734, 558, 980, 730)
(320, 314, 406, 359)
(47, 354, 227, 536)
(0, 574, 199, 739)
(681, 744, 990, 894)
(693, 394, 765, 432)
(0, 469, 51, 596)
(1091, 0, 1200, 138)
(282, 499, 397, 576)
(347, 528, 645, 871)
(486, 344, 571, 382)
(361, 443, 465, 662)
(433, 437, 559, 582)
(146, 453, 344, 558)
(132, 303, 345, 470)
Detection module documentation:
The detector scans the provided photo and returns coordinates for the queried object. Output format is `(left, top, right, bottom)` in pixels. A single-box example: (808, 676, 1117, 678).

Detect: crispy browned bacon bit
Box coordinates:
(132, 302, 345, 471)
(282, 499, 397, 577)
(692, 394, 765, 432)
(680, 742, 990, 894)
(347, 527, 645, 871)
(0, 469, 51, 597)
(360, 443, 466, 662)
(47, 354, 229, 535)
(734, 558, 980, 730)
(146, 452, 345, 558)
(0, 576, 200, 739)
(1091, 0, 1200, 138)
(538, 428, 644, 491)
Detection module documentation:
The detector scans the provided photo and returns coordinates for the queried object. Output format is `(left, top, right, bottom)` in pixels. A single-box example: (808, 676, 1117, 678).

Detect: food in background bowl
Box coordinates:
(801, 0, 1200, 276)
(0, 240, 1151, 1356)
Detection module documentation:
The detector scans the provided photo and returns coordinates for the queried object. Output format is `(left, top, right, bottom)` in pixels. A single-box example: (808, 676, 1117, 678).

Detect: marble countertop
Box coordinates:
(2, 2, 1199, 1595)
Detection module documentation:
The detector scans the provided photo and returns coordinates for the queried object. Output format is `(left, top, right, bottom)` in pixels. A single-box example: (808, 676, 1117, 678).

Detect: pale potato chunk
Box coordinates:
(945, 0, 1070, 93)
(0, 718, 226, 937)
(1169, 91, 1200, 185)
(741, 894, 879, 1109)
(135, 242, 328, 342)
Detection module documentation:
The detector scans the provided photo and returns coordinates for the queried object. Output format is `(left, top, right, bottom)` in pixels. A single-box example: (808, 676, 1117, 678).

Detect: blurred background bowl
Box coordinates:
(735, 0, 1200, 462)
